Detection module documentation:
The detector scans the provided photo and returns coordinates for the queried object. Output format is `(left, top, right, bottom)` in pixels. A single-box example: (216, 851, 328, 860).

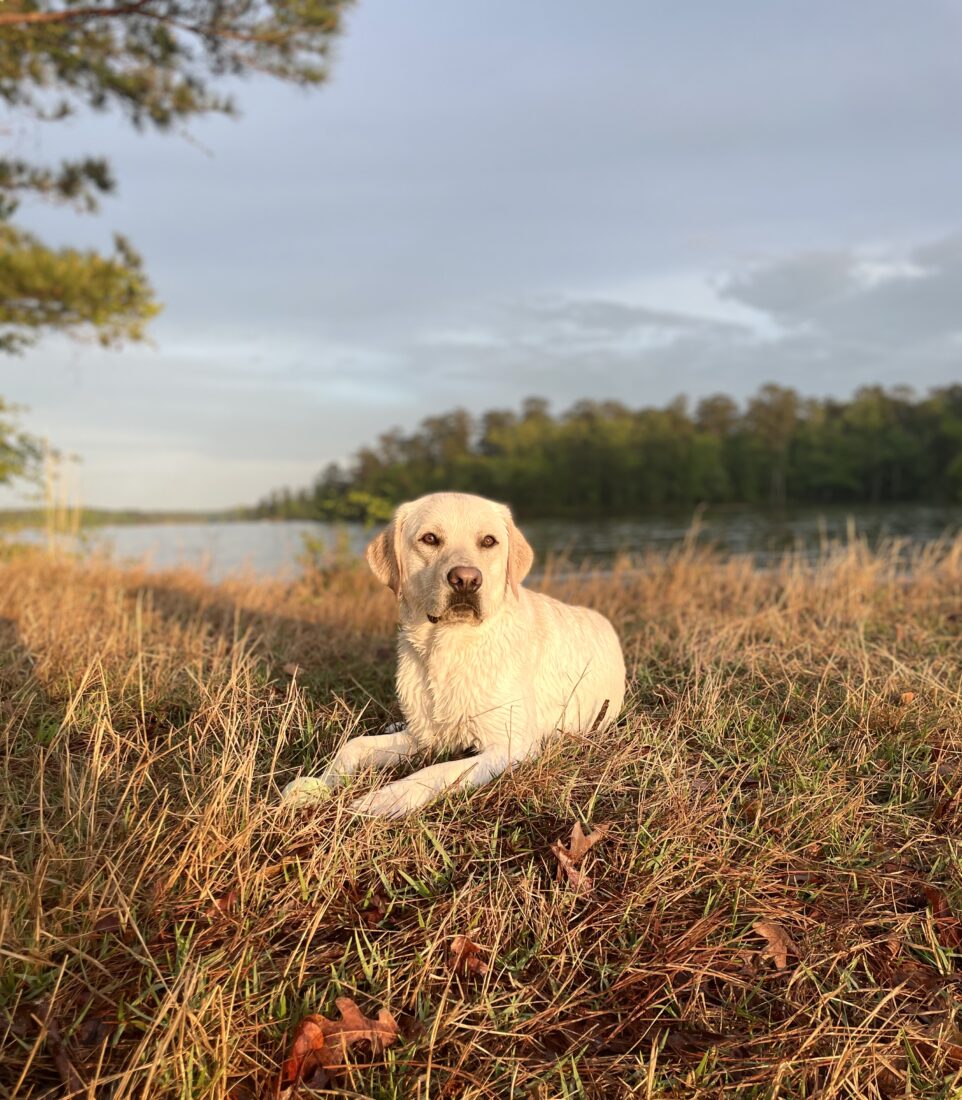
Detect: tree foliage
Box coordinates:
(0, 398, 43, 484)
(0, 0, 350, 478)
(0, 0, 350, 355)
(0, 226, 157, 353)
(254, 384, 962, 520)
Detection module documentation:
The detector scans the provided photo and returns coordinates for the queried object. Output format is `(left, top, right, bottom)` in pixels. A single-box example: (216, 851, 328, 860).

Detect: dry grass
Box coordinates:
(3, 539, 962, 1099)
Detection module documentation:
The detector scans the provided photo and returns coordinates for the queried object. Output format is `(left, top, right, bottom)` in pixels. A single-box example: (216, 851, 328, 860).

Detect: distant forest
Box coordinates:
(253, 384, 962, 521)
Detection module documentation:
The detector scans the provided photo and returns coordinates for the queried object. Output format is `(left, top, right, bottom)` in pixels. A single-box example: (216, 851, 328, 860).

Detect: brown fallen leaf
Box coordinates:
(737, 796, 760, 824)
(753, 919, 798, 970)
(278, 997, 398, 1092)
(29, 1000, 85, 1096)
(899, 691, 916, 705)
(91, 906, 122, 932)
(890, 957, 944, 994)
(928, 731, 951, 764)
(551, 821, 610, 893)
(449, 934, 489, 976)
(934, 794, 962, 827)
(204, 887, 239, 920)
(907, 1023, 962, 1068)
(360, 892, 388, 927)
(934, 760, 962, 784)
(76, 1009, 114, 1048)
(923, 885, 962, 949)
(661, 1024, 730, 1056)
(225, 1081, 257, 1100)
(345, 881, 389, 927)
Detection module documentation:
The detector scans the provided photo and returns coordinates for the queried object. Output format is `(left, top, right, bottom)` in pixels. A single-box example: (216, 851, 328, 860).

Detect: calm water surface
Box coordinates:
(9, 504, 962, 582)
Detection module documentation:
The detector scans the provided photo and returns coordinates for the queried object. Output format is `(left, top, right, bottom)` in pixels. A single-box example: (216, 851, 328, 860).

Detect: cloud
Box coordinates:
(417, 290, 755, 368)
(504, 298, 754, 355)
(508, 297, 749, 337)
(721, 235, 962, 351)
(721, 251, 858, 323)
(402, 232, 962, 409)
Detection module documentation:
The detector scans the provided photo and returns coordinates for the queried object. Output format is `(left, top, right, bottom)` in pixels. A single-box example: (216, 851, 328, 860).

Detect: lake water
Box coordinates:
(8, 503, 962, 581)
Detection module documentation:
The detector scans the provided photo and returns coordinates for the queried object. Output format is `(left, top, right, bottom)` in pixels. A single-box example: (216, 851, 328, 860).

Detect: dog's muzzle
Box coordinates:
(427, 590, 482, 624)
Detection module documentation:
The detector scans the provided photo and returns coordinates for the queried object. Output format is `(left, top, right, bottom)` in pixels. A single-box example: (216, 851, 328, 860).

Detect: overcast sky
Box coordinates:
(4, 0, 962, 509)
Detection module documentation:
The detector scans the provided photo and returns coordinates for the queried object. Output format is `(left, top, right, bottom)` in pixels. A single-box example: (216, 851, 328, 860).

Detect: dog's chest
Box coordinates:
(397, 625, 520, 752)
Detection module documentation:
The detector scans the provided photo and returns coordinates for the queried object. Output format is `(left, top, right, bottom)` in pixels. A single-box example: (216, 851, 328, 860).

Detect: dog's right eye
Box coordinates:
(420, 532, 440, 546)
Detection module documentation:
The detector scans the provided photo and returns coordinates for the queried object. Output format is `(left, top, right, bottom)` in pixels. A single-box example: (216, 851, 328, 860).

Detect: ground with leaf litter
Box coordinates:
(2, 539, 962, 1098)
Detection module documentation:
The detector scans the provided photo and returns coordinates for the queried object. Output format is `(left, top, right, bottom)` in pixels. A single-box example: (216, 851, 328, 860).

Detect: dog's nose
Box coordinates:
(447, 565, 482, 592)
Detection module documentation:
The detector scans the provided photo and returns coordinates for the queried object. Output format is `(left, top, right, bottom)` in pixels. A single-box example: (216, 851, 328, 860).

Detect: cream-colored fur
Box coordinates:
(281, 492, 626, 817)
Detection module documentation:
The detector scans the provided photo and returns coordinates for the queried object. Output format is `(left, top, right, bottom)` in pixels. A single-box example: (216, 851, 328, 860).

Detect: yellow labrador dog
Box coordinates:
(282, 492, 625, 817)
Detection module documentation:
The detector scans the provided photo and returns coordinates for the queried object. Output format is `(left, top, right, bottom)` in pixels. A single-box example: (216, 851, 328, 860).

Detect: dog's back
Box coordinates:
(517, 587, 626, 736)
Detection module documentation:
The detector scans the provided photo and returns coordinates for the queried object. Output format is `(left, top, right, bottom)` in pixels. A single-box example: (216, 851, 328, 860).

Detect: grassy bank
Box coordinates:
(2, 542, 962, 1098)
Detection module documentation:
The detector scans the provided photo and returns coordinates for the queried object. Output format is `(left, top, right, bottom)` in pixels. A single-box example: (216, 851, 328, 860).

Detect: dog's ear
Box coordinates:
(366, 507, 407, 595)
(505, 510, 534, 598)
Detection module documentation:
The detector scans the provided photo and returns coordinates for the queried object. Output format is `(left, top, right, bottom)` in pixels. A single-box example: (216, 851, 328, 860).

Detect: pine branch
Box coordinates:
(0, 0, 155, 27)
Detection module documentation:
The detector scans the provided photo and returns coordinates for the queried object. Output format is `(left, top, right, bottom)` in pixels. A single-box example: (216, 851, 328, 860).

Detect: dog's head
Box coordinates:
(365, 492, 534, 625)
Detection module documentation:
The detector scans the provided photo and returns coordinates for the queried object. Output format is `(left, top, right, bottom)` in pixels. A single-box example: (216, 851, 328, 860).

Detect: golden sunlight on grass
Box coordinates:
(3, 540, 962, 1098)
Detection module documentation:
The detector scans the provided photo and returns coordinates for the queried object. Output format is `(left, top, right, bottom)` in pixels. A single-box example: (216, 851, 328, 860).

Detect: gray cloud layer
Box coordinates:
(3, 0, 962, 507)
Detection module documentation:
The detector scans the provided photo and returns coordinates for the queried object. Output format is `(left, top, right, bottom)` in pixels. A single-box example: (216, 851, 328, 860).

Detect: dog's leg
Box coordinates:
(281, 729, 417, 808)
(349, 744, 530, 819)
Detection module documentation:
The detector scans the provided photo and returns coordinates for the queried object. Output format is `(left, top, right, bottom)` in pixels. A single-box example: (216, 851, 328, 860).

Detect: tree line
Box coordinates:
(252, 384, 962, 521)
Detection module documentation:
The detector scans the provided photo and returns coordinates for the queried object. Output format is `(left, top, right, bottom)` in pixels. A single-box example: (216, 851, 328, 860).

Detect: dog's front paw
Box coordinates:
(280, 775, 335, 809)
(349, 783, 416, 820)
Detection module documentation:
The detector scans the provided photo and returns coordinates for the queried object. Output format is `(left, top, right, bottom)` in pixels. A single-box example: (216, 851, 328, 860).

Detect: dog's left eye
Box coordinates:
(420, 532, 440, 546)
(480, 535, 498, 548)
